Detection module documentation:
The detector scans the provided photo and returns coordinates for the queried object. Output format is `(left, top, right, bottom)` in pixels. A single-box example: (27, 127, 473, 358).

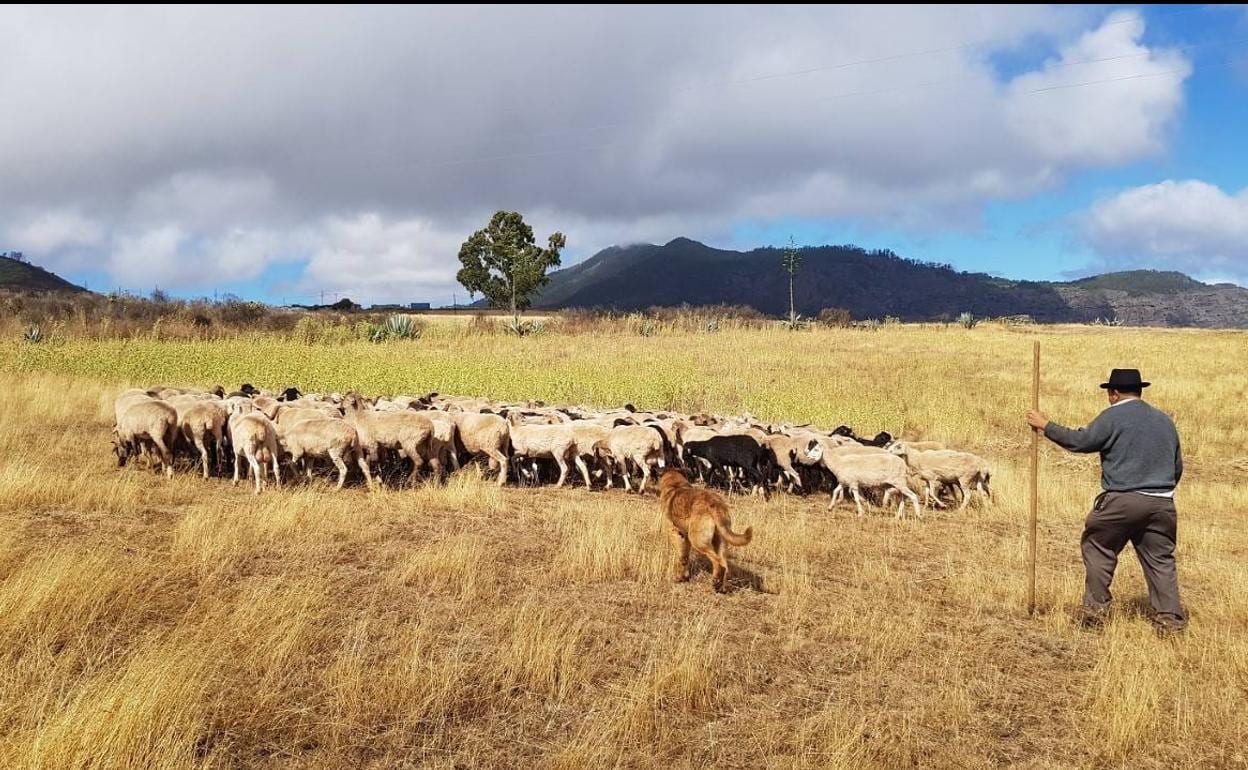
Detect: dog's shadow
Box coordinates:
(684, 555, 768, 594)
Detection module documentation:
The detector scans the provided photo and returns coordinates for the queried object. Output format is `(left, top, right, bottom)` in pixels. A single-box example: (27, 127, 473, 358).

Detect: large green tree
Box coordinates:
(456, 211, 566, 331)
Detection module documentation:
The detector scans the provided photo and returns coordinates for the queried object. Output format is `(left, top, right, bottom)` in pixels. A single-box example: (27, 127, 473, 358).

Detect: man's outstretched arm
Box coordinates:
(1026, 409, 1112, 454)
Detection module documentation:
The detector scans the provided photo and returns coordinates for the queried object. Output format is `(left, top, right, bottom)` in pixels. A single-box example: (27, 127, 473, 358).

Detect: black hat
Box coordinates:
(1100, 369, 1150, 390)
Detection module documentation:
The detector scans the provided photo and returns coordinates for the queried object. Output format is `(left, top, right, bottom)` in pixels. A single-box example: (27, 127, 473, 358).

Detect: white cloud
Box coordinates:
(7, 210, 105, 272)
(1005, 11, 1190, 167)
(1083, 180, 1248, 283)
(295, 214, 465, 304)
(0, 6, 1196, 300)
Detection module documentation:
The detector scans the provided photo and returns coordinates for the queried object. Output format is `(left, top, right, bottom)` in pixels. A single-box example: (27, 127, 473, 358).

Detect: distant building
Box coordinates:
(409, 302, 431, 310)
(1, 251, 25, 262)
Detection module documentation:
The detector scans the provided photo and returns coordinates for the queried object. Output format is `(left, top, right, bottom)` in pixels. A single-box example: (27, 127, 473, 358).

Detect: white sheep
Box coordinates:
(449, 412, 511, 486)
(600, 425, 667, 493)
(888, 443, 991, 510)
(178, 400, 229, 479)
(342, 393, 437, 481)
(228, 411, 281, 494)
(276, 416, 373, 490)
(805, 441, 921, 519)
(508, 421, 577, 487)
(567, 421, 613, 488)
(113, 399, 179, 478)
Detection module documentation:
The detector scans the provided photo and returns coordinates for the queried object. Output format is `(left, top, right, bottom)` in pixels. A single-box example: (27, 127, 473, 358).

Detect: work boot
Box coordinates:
(1077, 603, 1110, 630)
(1150, 614, 1186, 637)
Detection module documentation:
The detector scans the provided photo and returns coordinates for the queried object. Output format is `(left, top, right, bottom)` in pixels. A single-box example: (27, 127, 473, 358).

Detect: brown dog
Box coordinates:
(658, 469, 753, 592)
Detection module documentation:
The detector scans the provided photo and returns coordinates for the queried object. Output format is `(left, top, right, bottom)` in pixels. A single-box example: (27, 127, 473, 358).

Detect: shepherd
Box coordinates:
(1026, 368, 1186, 634)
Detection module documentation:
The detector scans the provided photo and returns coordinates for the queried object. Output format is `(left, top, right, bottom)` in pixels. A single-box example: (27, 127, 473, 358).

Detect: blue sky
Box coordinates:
(3, 5, 1247, 305)
(733, 4, 1248, 285)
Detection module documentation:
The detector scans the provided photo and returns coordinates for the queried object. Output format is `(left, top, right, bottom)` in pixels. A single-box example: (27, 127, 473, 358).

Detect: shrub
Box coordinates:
(818, 307, 852, 328)
(958, 312, 978, 329)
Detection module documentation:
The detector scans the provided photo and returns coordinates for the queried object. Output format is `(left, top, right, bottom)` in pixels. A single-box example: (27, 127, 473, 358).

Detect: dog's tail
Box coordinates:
(717, 521, 752, 547)
(713, 502, 752, 547)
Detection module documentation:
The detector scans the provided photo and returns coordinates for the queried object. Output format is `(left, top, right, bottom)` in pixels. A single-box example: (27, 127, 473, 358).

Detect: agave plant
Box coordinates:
(23, 325, 43, 343)
(780, 314, 813, 331)
(383, 314, 420, 340)
(367, 314, 422, 342)
(958, 312, 978, 329)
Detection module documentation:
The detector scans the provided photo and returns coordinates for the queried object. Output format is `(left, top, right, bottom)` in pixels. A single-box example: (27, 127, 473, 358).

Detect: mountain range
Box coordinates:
(0, 254, 87, 293)
(531, 238, 1248, 328)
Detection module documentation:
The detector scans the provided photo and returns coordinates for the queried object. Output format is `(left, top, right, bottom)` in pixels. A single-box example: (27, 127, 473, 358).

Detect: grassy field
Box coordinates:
(0, 323, 1245, 768)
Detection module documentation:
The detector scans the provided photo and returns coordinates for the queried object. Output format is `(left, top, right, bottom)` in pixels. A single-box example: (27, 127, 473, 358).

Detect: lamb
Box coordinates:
(276, 417, 373, 490)
(178, 400, 229, 479)
(508, 420, 577, 487)
(342, 393, 437, 481)
(113, 399, 178, 478)
(228, 411, 281, 494)
(887, 443, 991, 510)
(599, 424, 668, 493)
(449, 412, 511, 486)
(805, 441, 921, 519)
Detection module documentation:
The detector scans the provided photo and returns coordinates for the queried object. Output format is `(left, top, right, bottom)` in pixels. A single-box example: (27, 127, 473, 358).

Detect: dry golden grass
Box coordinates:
(0, 324, 1246, 769)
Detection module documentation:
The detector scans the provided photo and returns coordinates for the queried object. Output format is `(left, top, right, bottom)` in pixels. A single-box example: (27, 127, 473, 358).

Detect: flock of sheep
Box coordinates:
(111, 384, 993, 518)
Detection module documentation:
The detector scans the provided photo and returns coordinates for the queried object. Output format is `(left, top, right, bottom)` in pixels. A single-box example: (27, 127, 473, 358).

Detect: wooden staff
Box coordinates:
(1028, 341, 1040, 616)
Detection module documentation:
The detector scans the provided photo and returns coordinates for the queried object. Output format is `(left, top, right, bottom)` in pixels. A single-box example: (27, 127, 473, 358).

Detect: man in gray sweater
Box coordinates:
(1026, 368, 1186, 633)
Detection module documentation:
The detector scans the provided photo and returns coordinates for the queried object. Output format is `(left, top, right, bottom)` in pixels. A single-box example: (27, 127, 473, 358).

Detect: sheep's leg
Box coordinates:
(553, 454, 570, 488)
(575, 454, 593, 488)
(903, 486, 923, 519)
(193, 434, 210, 480)
(247, 451, 263, 494)
(491, 449, 509, 487)
(980, 477, 993, 503)
(882, 488, 894, 508)
(271, 448, 281, 488)
(151, 435, 174, 478)
(850, 485, 866, 517)
(233, 450, 242, 486)
(635, 456, 651, 494)
(621, 459, 633, 492)
(356, 452, 375, 490)
(828, 484, 844, 510)
(926, 481, 946, 509)
(958, 477, 974, 510)
(213, 432, 224, 475)
(330, 451, 348, 490)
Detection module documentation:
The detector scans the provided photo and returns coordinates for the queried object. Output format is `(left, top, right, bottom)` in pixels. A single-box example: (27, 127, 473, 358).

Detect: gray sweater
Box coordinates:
(1044, 399, 1182, 493)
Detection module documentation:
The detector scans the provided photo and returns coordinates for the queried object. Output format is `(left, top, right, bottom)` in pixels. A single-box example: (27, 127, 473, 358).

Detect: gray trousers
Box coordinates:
(1082, 491, 1185, 625)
